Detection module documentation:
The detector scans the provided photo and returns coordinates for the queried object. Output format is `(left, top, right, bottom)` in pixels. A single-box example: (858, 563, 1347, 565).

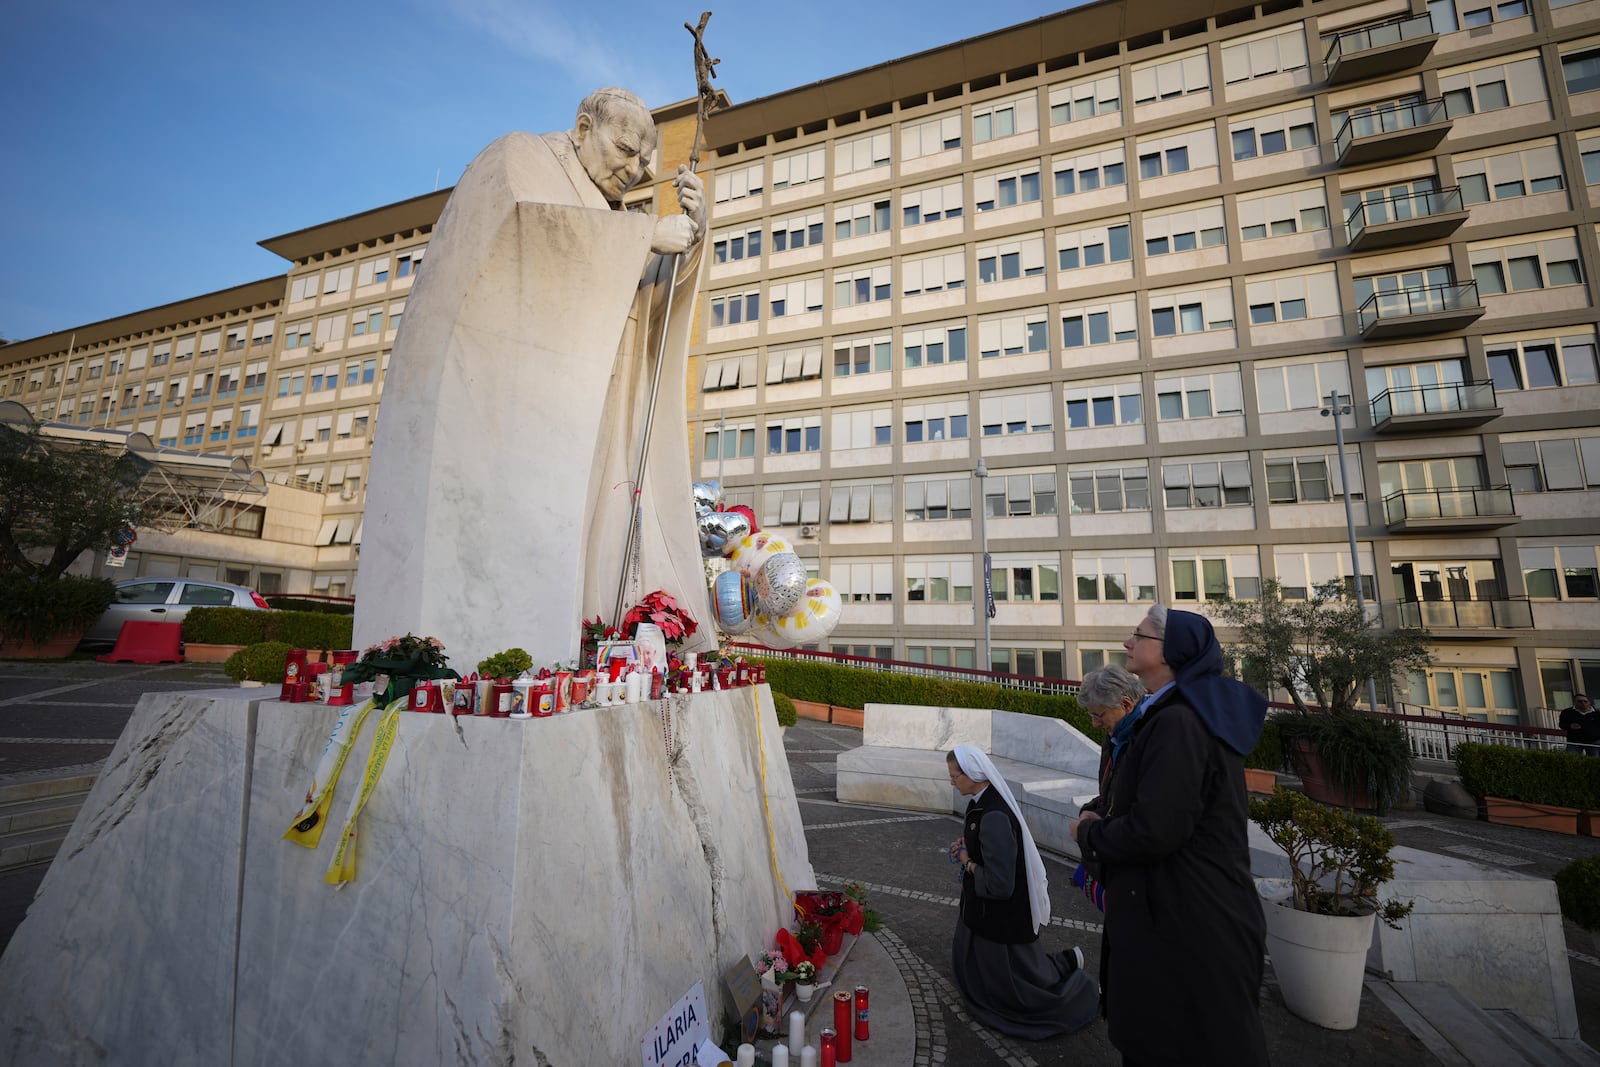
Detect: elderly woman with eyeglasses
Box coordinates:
(1069, 665, 1147, 912)
(1068, 605, 1270, 1067)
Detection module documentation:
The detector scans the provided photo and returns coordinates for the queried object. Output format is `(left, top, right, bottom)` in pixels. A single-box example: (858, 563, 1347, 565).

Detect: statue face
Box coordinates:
(574, 106, 656, 202)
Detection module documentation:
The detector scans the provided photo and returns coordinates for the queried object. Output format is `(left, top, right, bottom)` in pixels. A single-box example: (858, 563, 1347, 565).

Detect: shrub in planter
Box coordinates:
(224, 641, 293, 684)
(1278, 711, 1412, 813)
(0, 572, 116, 645)
(477, 647, 534, 681)
(1251, 787, 1412, 926)
(1555, 856, 1600, 931)
(265, 596, 354, 615)
(771, 692, 798, 728)
(1246, 717, 1286, 772)
(182, 606, 271, 646)
(1454, 742, 1600, 811)
(269, 611, 354, 651)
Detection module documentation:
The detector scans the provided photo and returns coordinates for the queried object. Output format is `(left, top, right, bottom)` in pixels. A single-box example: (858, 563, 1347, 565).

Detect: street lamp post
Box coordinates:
(1321, 391, 1382, 713)
(974, 458, 992, 672)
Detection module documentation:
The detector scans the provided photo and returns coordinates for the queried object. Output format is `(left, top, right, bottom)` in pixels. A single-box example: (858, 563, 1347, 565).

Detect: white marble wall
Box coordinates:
(0, 685, 812, 1066)
(862, 704, 990, 751)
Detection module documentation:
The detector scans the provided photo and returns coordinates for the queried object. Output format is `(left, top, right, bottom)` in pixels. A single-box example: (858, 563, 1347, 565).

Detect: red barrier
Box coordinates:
(97, 621, 184, 664)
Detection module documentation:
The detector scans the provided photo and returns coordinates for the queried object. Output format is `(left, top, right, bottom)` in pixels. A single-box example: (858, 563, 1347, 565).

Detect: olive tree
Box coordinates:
(0, 423, 149, 579)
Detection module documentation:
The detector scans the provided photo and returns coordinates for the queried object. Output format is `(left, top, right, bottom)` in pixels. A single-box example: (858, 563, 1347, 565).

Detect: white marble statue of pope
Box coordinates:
(355, 87, 718, 669)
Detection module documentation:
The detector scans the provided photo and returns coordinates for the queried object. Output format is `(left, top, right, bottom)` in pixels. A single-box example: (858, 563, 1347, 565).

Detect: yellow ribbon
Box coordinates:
(324, 697, 405, 885)
(283, 696, 377, 849)
(752, 686, 794, 910)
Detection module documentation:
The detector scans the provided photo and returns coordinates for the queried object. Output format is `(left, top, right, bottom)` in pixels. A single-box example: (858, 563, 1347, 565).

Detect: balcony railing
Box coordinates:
(1371, 379, 1500, 432)
(1382, 485, 1517, 529)
(1385, 596, 1534, 630)
(1334, 98, 1451, 165)
(1375, 708, 1563, 761)
(1345, 186, 1467, 251)
(1357, 281, 1483, 339)
(1323, 12, 1438, 84)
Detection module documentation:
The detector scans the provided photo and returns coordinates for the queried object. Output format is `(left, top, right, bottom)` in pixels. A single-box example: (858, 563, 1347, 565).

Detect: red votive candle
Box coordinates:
(832, 991, 852, 1061)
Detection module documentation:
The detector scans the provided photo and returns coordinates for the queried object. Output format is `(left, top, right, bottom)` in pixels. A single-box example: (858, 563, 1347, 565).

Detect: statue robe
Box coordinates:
(355, 130, 715, 669)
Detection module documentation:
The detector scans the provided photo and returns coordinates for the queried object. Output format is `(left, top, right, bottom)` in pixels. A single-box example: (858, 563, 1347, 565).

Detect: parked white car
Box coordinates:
(79, 578, 269, 649)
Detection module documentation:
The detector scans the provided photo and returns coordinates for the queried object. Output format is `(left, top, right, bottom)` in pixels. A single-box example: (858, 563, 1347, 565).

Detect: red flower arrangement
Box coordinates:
(620, 590, 699, 645)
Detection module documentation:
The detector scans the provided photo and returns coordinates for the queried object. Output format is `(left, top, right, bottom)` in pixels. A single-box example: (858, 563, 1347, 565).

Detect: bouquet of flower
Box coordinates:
(620, 590, 699, 645)
(579, 616, 618, 670)
(340, 633, 458, 706)
(753, 948, 786, 980)
(780, 960, 816, 985)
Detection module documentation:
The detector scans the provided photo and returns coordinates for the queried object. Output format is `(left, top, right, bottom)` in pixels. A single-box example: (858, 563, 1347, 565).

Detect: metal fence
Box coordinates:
(729, 642, 1080, 697)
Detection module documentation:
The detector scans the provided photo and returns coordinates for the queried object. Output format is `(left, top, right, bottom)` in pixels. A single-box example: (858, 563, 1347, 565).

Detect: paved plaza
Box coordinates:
(2, 660, 1598, 1064)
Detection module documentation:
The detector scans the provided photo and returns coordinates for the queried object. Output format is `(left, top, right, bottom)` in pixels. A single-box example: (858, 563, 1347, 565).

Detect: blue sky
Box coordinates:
(0, 1, 1082, 343)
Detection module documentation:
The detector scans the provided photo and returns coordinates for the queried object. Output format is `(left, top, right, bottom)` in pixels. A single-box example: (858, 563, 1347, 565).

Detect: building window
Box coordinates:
(1132, 49, 1210, 104)
(1274, 546, 1377, 601)
(1246, 269, 1339, 324)
(1503, 437, 1600, 493)
(1563, 47, 1600, 96)
(1456, 142, 1564, 204)
(1171, 551, 1262, 601)
(1057, 221, 1131, 270)
(771, 208, 825, 252)
(1074, 551, 1157, 602)
(1049, 72, 1121, 125)
(982, 471, 1057, 517)
(761, 484, 821, 527)
(283, 322, 312, 350)
(1163, 457, 1253, 508)
(978, 309, 1048, 359)
(903, 476, 973, 521)
(703, 422, 756, 460)
(835, 197, 892, 241)
(903, 399, 969, 443)
(766, 414, 822, 455)
(395, 248, 425, 278)
(903, 322, 967, 367)
(979, 388, 1053, 437)
(991, 557, 1061, 602)
(768, 276, 824, 318)
(901, 109, 962, 160)
(905, 645, 977, 669)
(836, 128, 891, 176)
(1257, 356, 1350, 414)
(1069, 465, 1150, 514)
(1155, 369, 1243, 420)
(975, 163, 1041, 212)
(710, 288, 761, 328)
(972, 92, 1038, 144)
(1240, 184, 1328, 241)
(901, 248, 966, 295)
(1470, 234, 1583, 295)
(1486, 333, 1600, 391)
(768, 344, 824, 384)
(772, 145, 826, 190)
(1441, 55, 1546, 117)
(1053, 144, 1127, 197)
(1150, 286, 1233, 337)
(702, 353, 757, 393)
(830, 560, 894, 602)
(832, 335, 891, 378)
(829, 480, 894, 524)
(831, 404, 894, 449)
(905, 557, 974, 602)
(713, 162, 764, 205)
(1062, 298, 1138, 348)
(1143, 202, 1226, 257)
(901, 179, 965, 227)
(1522, 544, 1600, 599)
(1230, 105, 1317, 160)
(1221, 24, 1308, 84)
(976, 235, 1045, 283)
(833, 263, 892, 308)
(712, 225, 764, 264)
(1066, 380, 1142, 429)
(1266, 455, 1351, 503)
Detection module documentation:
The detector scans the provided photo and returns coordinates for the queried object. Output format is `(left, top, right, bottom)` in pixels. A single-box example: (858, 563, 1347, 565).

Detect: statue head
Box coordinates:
(572, 87, 657, 204)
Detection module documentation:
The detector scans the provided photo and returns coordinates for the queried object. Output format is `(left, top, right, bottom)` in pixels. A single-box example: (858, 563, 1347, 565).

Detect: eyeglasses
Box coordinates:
(1127, 631, 1161, 642)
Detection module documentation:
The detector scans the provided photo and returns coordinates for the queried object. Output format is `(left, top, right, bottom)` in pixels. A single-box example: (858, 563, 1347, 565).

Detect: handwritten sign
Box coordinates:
(642, 980, 711, 1067)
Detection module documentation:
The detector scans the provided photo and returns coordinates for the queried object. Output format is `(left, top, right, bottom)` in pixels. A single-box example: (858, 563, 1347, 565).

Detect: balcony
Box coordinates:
(1335, 98, 1451, 166)
(1383, 486, 1518, 531)
(1384, 597, 1534, 633)
(1346, 186, 1468, 252)
(1324, 13, 1438, 85)
(1357, 281, 1483, 339)
(1371, 380, 1501, 433)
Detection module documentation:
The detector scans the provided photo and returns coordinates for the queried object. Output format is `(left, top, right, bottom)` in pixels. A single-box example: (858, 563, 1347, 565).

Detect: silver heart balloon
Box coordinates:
(691, 480, 724, 517)
(755, 552, 807, 618)
(697, 509, 752, 557)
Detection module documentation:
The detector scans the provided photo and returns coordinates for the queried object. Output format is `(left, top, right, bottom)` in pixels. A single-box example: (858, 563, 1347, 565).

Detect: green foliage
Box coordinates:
(1279, 710, 1413, 813)
(264, 596, 354, 615)
(861, 908, 882, 933)
(1250, 788, 1413, 928)
(1210, 579, 1433, 716)
(1245, 717, 1285, 771)
(754, 657, 1089, 736)
(1455, 742, 1600, 810)
(771, 691, 798, 728)
(1555, 856, 1600, 930)
(0, 572, 116, 644)
(223, 641, 293, 683)
(182, 606, 270, 645)
(477, 647, 534, 680)
(182, 607, 351, 650)
(0, 424, 149, 579)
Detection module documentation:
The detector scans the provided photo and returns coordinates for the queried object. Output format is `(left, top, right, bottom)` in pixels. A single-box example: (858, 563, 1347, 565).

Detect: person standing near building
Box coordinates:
(1069, 606, 1269, 1066)
(947, 744, 1098, 1039)
(1560, 693, 1599, 754)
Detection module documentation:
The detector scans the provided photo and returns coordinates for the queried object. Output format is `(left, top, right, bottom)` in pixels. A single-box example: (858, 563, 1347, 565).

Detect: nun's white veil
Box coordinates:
(952, 743, 1050, 934)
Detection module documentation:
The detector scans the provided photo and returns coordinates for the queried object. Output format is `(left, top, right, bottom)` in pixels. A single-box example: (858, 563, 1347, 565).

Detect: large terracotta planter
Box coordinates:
(1244, 768, 1278, 795)
(184, 642, 245, 663)
(1290, 738, 1375, 810)
(791, 699, 831, 722)
(1259, 880, 1376, 1030)
(830, 705, 864, 728)
(1484, 796, 1582, 835)
(0, 630, 85, 660)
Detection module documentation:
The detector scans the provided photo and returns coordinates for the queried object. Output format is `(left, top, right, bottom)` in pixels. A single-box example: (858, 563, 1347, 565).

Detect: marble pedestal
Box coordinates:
(0, 685, 812, 1065)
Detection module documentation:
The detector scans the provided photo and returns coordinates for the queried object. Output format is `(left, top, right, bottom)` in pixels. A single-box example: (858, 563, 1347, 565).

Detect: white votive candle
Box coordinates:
(800, 1046, 818, 1067)
(772, 1045, 789, 1067)
(736, 1044, 755, 1067)
(789, 1010, 805, 1056)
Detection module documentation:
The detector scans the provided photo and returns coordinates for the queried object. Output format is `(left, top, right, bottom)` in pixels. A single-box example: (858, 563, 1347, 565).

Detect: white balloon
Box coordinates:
(755, 552, 807, 618)
(747, 613, 798, 650)
(768, 579, 844, 645)
(728, 532, 792, 578)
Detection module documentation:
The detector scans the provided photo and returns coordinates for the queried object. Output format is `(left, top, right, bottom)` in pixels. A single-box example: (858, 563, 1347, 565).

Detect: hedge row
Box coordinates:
(755, 657, 1095, 738)
(264, 596, 354, 615)
(1455, 741, 1600, 811)
(182, 606, 354, 650)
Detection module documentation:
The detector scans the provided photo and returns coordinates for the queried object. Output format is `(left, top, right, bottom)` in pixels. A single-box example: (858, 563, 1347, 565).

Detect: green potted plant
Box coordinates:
(1212, 579, 1431, 812)
(477, 647, 533, 681)
(780, 960, 817, 1004)
(223, 641, 294, 686)
(0, 572, 116, 657)
(1454, 742, 1600, 835)
(1251, 788, 1412, 1030)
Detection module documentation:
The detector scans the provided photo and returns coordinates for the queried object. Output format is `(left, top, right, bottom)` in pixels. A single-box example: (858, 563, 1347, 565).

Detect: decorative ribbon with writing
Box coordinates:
(283, 696, 378, 848)
(324, 697, 405, 886)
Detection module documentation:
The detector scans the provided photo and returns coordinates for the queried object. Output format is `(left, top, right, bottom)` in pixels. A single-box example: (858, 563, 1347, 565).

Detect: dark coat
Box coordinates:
(961, 788, 1037, 944)
(1076, 688, 1269, 1066)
